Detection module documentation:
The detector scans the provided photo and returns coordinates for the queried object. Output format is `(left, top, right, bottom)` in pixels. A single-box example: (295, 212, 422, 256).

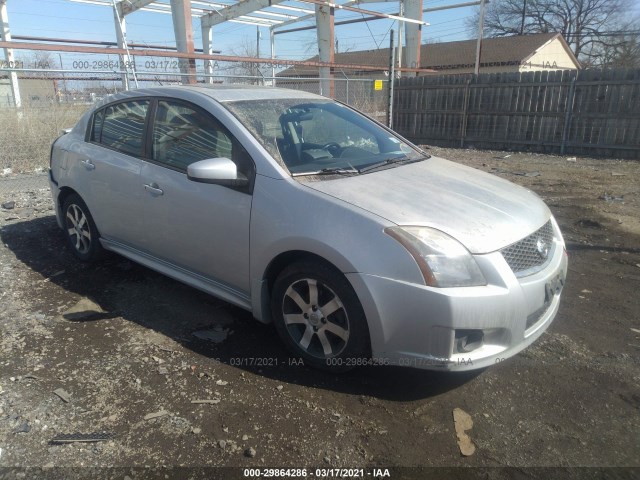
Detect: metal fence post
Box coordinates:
(340, 71, 349, 104)
(459, 77, 471, 148)
(387, 29, 395, 128)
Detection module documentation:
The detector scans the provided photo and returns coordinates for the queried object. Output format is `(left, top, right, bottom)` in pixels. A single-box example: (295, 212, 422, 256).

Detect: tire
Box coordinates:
(62, 193, 103, 262)
(271, 261, 370, 372)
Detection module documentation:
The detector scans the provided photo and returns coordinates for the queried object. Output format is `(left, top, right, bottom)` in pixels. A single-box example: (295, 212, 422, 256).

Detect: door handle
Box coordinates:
(144, 183, 164, 196)
(80, 159, 95, 170)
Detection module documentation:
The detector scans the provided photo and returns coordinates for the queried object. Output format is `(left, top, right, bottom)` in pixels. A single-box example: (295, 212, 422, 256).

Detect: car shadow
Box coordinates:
(0, 214, 482, 401)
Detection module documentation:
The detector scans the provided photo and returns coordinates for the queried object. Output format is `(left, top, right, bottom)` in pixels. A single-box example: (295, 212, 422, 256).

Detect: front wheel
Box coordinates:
(62, 193, 103, 262)
(271, 261, 370, 372)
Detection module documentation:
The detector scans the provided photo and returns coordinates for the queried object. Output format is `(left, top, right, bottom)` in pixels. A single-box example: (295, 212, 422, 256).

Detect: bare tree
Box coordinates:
(16, 51, 59, 77)
(598, 32, 640, 68)
(466, 0, 640, 66)
(219, 38, 267, 84)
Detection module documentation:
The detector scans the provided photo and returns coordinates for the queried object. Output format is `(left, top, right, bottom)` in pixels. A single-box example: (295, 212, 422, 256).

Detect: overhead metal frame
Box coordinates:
(70, 0, 316, 27)
(60, 0, 435, 90)
(1, 0, 479, 102)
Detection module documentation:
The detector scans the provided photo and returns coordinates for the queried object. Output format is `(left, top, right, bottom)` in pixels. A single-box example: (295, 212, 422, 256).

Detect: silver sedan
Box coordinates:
(49, 85, 567, 371)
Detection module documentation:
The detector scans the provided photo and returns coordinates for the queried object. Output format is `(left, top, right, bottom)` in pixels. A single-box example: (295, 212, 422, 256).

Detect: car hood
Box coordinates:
(299, 157, 550, 254)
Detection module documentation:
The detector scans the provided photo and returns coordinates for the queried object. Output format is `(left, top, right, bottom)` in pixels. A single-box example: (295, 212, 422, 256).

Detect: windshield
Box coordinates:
(223, 98, 427, 176)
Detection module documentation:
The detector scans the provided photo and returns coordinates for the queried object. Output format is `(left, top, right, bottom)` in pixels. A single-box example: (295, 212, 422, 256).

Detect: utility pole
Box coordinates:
(58, 53, 67, 101)
(256, 26, 260, 85)
(474, 0, 486, 76)
(270, 28, 276, 85)
(256, 26, 260, 58)
(520, 0, 527, 35)
(397, 1, 404, 73)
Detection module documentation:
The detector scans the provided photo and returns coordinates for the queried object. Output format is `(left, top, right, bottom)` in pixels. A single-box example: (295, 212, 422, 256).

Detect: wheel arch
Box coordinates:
(57, 186, 80, 220)
(265, 250, 373, 368)
(257, 250, 353, 324)
(59, 190, 104, 261)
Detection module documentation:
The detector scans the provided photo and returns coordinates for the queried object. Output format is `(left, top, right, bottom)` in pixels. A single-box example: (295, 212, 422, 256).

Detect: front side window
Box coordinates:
(100, 100, 150, 157)
(152, 100, 233, 171)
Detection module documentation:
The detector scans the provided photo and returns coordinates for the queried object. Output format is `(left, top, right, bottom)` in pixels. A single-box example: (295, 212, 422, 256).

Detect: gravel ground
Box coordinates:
(0, 148, 639, 479)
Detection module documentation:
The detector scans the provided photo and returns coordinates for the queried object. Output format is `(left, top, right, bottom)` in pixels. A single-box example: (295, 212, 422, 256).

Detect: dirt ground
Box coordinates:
(0, 147, 639, 479)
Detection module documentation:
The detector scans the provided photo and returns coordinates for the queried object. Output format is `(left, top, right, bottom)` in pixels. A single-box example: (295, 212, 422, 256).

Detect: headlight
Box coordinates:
(549, 214, 565, 246)
(385, 226, 486, 288)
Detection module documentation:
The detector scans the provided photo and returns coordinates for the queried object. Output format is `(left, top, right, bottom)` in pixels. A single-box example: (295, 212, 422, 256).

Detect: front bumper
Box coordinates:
(347, 235, 568, 371)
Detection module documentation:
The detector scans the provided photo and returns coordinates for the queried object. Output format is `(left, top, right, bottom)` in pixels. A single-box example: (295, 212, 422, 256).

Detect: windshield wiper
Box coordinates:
(291, 167, 360, 177)
(358, 155, 426, 174)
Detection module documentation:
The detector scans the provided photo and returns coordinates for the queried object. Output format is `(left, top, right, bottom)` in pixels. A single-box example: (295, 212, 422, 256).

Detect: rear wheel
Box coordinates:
(271, 261, 370, 372)
(62, 193, 103, 262)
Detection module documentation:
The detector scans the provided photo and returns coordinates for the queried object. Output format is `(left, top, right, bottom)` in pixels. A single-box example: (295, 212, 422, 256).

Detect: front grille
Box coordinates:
(501, 220, 555, 276)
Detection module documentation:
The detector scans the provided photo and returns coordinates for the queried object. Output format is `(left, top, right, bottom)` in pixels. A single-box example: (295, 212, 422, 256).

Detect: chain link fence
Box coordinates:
(1, 62, 390, 199)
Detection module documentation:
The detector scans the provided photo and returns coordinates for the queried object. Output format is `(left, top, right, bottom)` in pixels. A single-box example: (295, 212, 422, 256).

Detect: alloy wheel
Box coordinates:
(281, 278, 350, 359)
(65, 203, 92, 255)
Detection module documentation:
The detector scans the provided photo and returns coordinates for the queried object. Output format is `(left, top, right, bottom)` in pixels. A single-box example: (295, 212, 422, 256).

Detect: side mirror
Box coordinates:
(187, 157, 249, 187)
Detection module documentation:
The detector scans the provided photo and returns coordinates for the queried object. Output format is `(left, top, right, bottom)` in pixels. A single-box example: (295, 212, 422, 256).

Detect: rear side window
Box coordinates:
(100, 100, 150, 157)
(151, 100, 233, 171)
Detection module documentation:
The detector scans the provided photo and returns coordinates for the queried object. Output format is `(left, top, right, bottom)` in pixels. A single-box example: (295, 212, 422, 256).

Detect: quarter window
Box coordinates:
(90, 109, 104, 143)
(100, 100, 150, 157)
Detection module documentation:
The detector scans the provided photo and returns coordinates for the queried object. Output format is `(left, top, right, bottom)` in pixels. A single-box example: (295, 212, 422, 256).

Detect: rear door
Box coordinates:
(140, 98, 255, 293)
(71, 99, 150, 248)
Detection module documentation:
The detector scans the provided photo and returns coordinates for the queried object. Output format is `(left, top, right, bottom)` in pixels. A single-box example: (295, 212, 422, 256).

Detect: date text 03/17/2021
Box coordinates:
(243, 468, 391, 478)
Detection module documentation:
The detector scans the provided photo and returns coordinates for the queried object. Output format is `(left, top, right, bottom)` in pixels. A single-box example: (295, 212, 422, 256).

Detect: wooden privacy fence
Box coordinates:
(393, 68, 640, 159)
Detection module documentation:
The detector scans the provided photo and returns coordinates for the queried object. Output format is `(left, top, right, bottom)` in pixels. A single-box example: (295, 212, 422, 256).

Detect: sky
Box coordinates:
(4, 0, 480, 69)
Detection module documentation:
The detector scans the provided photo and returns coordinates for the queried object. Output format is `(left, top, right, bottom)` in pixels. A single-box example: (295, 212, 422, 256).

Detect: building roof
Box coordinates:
(279, 33, 579, 76)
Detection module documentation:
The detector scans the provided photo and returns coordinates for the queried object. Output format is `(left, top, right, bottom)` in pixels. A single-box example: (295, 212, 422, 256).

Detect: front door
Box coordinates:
(140, 99, 254, 295)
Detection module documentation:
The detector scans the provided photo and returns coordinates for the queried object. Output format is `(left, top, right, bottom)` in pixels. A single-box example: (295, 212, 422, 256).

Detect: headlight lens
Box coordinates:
(385, 226, 486, 287)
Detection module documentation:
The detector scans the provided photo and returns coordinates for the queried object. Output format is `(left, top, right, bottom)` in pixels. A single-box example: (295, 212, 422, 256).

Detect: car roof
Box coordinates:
(99, 84, 327, 105)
